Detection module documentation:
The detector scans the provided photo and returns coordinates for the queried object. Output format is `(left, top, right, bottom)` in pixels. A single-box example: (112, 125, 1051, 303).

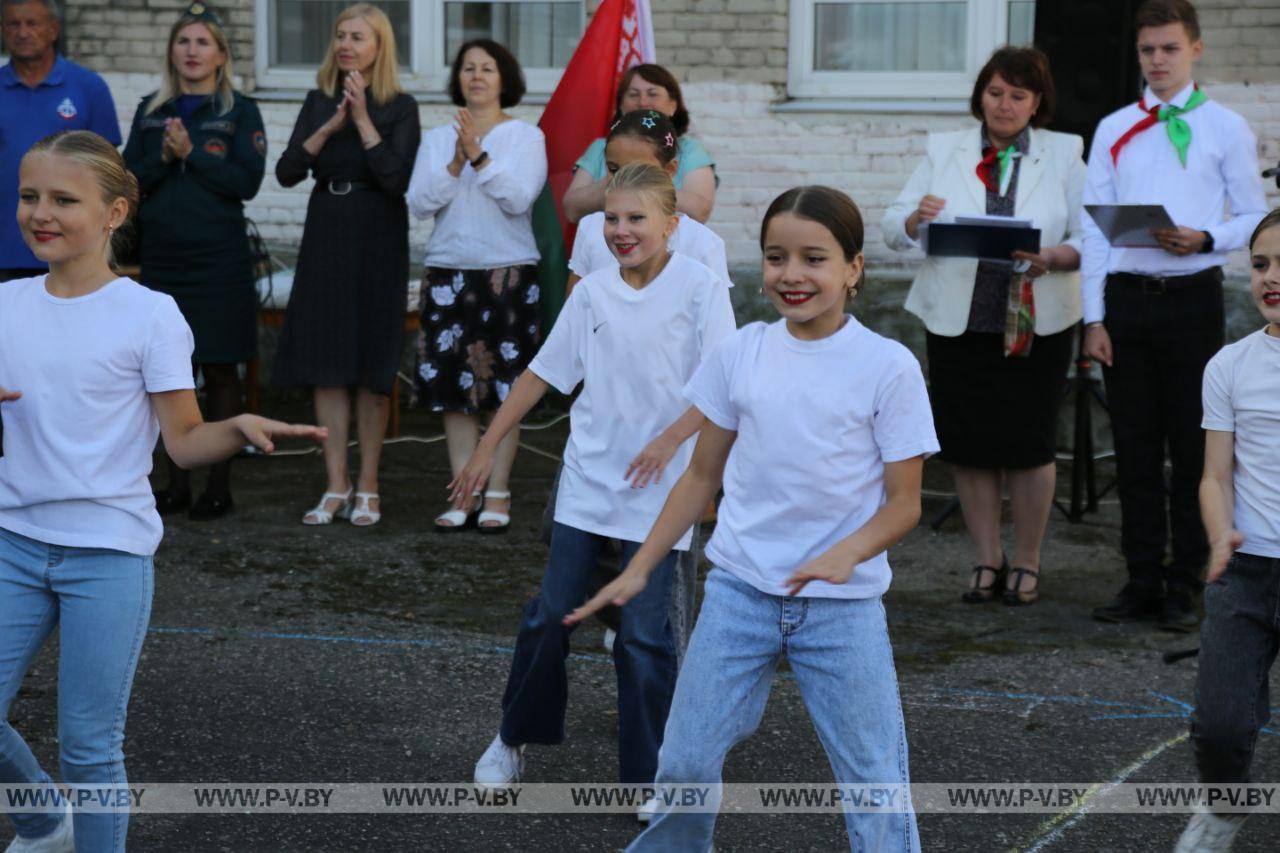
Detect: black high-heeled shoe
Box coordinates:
(961, 560, 1008, 604)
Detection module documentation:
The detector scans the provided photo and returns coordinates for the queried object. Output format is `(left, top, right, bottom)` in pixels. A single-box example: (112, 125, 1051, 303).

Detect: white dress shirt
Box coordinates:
(406, 119, 547, 270)
(1079, 83, 1267, 323)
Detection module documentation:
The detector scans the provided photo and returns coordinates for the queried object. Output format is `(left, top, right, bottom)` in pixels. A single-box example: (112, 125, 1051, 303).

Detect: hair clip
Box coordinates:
(184, 2, 222, 26)
(663, 132, 675, 148)
(609, 119, 622, 133)
(641, 115, 657, 129)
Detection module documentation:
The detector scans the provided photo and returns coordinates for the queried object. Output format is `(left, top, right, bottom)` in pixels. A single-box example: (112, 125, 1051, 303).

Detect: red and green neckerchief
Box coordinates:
(976, 144, 1021, 198)
(1109, 85, 1208, 167)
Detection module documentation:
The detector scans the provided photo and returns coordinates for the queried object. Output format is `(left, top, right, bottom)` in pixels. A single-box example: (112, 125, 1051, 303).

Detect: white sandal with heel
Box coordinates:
(351, 492, 381, 527)
(434, 491, 481, 533)
(478, 490, 511, 535)
(302, 488, 353, 526)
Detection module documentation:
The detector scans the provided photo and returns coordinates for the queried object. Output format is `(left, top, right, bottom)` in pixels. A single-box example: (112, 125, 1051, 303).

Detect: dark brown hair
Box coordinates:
(449, 39, 526, 108)
(1249, 209, 1280, 252)
(760, 186, 866, 292)
(1135, 0, 1201, 42)
(614, 64, 689, 136)
(606, 110, 679, 167)
(970, 46, 1056, 128)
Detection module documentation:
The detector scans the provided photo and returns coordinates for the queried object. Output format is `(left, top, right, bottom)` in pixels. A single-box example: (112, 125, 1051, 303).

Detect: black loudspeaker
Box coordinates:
(1034, 0, 1143, 149)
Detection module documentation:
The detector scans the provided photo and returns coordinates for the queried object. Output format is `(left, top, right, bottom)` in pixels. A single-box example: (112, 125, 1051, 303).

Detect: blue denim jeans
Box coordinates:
(0, 526, 153, 852)
(630, 569, 920, 853)
(500, 522, 677, 784)
(1191, 552, 1280, 785)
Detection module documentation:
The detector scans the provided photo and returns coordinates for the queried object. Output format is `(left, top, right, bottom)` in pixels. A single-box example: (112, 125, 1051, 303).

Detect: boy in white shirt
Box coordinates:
(1175, 210, 1280, 853)
(1080, 0, 1267, 630)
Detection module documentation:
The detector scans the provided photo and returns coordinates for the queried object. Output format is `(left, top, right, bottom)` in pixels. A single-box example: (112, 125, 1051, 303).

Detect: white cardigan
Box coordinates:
(882, 126, 1086, 337)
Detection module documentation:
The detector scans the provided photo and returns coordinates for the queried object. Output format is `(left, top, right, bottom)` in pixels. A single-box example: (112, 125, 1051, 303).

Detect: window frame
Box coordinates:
(787, 0, 1028, 103)
(254, 0, 582, 95)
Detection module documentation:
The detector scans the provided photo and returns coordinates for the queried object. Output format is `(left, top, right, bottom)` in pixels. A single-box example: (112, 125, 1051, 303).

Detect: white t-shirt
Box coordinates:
(529, 253, 736, 550)
(1201, 327, 1280, 558)
(0, 276, 195, 556)
(568, 211, 733, 288)
(684, 317, 939, 598)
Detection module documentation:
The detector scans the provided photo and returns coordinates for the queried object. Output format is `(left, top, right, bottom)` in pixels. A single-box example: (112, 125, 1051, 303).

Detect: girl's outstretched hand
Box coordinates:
(625, 434, 679, 489)
(783, 551, 854, 597)
(564, 570, 648, 626)
(236, 415, 327, 454)
(0, 386, 20, 403)
(449, 445, 494, 508)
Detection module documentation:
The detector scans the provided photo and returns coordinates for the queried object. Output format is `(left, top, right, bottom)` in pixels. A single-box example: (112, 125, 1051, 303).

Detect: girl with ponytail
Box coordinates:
(0, 130, 323, 852)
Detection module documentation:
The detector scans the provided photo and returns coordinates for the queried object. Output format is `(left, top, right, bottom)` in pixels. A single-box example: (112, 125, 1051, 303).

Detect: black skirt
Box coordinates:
(144, 274, 256, 365)
(272, 189, 409, 395)
(414, 264, 541, 413)
(925, 327, 1074, 469)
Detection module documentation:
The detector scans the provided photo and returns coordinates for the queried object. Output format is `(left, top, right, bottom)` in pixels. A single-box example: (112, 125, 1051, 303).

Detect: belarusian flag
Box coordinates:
(533, 0, 655, 330)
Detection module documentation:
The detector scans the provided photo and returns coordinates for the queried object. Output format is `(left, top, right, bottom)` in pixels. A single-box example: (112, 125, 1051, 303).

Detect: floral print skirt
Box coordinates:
(415, 264, 541, 414)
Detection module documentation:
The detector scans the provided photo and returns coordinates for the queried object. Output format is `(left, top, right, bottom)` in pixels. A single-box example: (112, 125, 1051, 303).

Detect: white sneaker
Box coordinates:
(1174, 807, 1247, 853)
(602, 628, 616, 653)
(474, 734, 524, 788)
(636, 795, 659, 823)
(6, 801, 74, 853)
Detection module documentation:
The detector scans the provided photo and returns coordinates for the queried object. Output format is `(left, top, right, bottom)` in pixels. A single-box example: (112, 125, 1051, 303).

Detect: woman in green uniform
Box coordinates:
(124, 2, 265, 520)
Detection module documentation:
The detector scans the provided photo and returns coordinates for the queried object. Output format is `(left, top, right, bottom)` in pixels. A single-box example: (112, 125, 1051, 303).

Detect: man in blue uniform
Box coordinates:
(0, 0, 121, 281)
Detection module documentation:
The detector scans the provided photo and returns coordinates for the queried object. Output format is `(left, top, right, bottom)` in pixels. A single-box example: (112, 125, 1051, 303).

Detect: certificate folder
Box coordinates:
(921, 221, 1041, 261)
(1084, 204, 1176, 248)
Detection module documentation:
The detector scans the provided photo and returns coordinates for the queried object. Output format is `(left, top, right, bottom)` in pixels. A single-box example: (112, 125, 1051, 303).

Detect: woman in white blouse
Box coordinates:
(883, 46, 1085, 607)
(406, 39, 547, 533)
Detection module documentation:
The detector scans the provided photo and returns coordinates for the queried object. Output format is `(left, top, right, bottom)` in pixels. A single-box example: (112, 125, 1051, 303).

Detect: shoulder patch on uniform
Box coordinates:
(252, 130, 267, 157)
(203, 138, 227, 158)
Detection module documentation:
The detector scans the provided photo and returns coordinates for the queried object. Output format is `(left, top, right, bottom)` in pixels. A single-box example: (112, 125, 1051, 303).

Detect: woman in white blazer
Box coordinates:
(883, 46, 1086, 608)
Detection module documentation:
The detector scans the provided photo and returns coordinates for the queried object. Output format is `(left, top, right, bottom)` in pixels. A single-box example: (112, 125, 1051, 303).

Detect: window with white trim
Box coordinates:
(788, 0, 1037, 102)
(257, 0, 582, 94)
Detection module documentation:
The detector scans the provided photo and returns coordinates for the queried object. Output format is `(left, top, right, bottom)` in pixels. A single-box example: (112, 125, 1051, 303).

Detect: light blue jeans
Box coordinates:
(629, 568, 920, 853)
(0, 526, 153, 853)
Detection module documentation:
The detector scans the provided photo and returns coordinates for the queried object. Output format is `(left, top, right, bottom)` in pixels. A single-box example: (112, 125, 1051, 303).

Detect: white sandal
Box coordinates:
(302, 488, 353, 525)
(435, 491, 481, 533)
(350, 492, 381, 527)
(477, 490, 511, 535)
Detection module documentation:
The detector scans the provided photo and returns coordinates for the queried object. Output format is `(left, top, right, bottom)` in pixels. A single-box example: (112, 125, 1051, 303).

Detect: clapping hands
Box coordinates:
(161, 118, 193, 162)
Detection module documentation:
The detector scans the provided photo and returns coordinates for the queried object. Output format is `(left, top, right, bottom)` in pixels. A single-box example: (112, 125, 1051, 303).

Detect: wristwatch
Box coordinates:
(470, 151, 489, 169)
(1198, 230, 1215, 254)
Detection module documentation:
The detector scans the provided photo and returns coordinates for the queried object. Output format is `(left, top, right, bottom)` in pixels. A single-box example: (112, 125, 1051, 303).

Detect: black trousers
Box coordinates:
(1101, 268, 1224, 591)
(1192, 552, 1280, 785)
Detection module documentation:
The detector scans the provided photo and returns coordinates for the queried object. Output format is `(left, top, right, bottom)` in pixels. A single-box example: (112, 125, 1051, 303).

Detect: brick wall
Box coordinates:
(1195, 0, 1280, 83)
(64, 0, 256, 79)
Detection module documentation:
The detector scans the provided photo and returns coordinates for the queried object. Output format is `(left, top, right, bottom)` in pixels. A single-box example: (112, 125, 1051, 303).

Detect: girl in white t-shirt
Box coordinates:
(568, 186, 937, 851)
(0, 131, 322, 853)
(1176, 209, 1280, 852)
(568, 109, 731, 293)
(451, 162, 735, 791)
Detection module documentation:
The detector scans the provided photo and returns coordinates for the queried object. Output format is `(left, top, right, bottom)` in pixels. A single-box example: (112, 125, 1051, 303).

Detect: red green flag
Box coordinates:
(534, 0, 654, 329)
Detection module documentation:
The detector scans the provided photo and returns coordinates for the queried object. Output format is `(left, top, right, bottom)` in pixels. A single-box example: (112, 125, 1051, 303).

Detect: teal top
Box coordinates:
(574, 134, 715, 189)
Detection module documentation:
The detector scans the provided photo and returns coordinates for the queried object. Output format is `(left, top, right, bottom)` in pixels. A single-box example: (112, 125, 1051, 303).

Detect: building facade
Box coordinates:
(60, 0, 1280, 276)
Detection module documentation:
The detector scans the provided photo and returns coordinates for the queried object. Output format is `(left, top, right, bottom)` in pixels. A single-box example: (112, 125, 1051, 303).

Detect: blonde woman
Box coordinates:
(273, 3, 421, 526)
(124, 2, 266, 521)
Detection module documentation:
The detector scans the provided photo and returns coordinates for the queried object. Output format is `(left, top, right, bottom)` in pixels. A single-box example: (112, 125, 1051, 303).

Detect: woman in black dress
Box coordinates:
(273, 2, 420, 526)
(124, 3, 265, 520)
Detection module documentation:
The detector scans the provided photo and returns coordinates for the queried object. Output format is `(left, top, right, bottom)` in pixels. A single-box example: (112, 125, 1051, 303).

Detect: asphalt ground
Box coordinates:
(4, 402, 1278, 853)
